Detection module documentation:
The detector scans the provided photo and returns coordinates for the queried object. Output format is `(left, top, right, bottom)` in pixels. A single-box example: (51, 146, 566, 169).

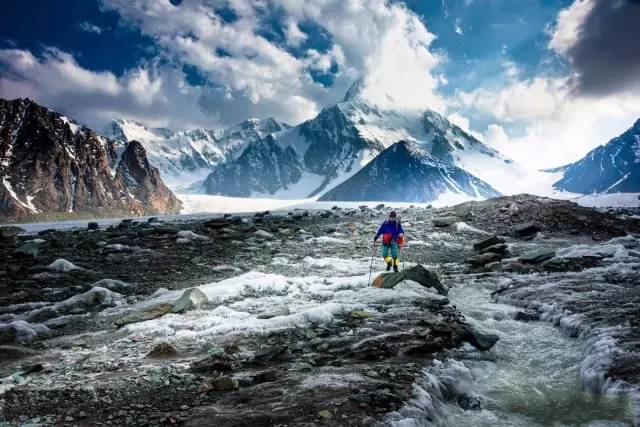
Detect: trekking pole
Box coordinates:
(368, 241, 376, 286)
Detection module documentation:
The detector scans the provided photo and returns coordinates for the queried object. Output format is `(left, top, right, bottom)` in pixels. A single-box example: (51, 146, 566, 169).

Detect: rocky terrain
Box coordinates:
(0, 195, 639, 426)
(0, 98, 181, 221)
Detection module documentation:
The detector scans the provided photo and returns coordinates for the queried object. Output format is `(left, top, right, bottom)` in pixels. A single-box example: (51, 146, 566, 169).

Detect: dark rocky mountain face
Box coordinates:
(0, 98, 181, 220)
(319, 141, 500, 202)
(113, 140, 183, 215)
(554, 119, 640, 194)
(203, 135, 303, 197)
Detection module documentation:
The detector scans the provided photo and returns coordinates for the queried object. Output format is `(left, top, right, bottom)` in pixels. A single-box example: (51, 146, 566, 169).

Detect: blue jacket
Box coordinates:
(375, 219, 404, 243)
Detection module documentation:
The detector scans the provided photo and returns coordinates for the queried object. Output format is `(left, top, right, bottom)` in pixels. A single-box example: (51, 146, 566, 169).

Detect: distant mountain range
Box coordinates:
(107, 117, 289, 186)
(0, 98, 181, 221)
(200, 91, 520, 202)
(553, 119, 640, 194)
(2, 88, 638, 221)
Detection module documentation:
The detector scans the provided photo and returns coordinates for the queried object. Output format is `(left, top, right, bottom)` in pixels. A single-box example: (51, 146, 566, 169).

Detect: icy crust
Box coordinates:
(108, 267, 442, 346)
(491, 235, 640, 418)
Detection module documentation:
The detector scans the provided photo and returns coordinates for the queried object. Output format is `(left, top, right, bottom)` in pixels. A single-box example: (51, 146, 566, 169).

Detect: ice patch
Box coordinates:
(451, 222, 489, 234)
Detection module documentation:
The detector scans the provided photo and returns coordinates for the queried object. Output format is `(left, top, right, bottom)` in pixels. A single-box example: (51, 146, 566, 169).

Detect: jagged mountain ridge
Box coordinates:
(107, 117, 289, 186)
(554, 119, 640, 194)
(0, 98, 181, 220)
(201, 95, 517, 200)
(204, 135, 304, 197)
(319, 141, 500, 202)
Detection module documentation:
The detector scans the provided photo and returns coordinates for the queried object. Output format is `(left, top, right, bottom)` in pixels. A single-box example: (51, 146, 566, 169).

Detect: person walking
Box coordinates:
(373, 211, 404, 272)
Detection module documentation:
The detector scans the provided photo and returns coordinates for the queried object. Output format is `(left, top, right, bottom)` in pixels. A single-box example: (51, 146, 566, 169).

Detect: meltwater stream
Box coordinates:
(392, 271, 636, 427)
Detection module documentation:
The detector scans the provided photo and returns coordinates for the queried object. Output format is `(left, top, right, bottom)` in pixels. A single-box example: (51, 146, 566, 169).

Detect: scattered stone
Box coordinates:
(318, 410, 333, 420)
(47, 258, 82, 272)
(432, 216, 458, 227)
(457, 394, 484, 411)
(214, 376, 238, 391)
(0, 321, 50, 344)
(513, 222, 541, 237)
(541, 256, 603, 272)
(257, 306, 290, 319)
(253, 370, 278, 384)
(253, 345, 289, 363)
(465, 329, 499, 351)
(0, 345, 37, 360)
(147, 342, 179, 359)
(514, 311, 540, 322)
(454, 204, 472, 218)
(25, 306, 59, 323)
(56, 286, 119, 313)
(177, 230, 210, 243)
(466, 252, 502, 268)
(13, 240, 44, 258)
(375, 204, 385, 210)
(518, 248, 556, 264)
(472, 235, 506, 252)
(92, 278, 134, 292)
(0, 226, 25, 239)
(87, 222, 99, 230)
(115, 303, 173, 327)
(479, 243, 508, 255)
(189, 355, 233, 373)
(372, 265, 448, 295)
(172, 287, 208, 313)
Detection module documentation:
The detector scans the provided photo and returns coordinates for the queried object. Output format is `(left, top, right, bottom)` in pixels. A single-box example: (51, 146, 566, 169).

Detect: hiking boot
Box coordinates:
(393, 265, 399, 272)
(386, 262, 392, 271)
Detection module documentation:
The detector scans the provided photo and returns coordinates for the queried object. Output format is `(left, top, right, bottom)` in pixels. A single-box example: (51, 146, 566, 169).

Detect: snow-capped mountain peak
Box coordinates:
(106, 117, 289, 186)
(554, 118, 640, 194)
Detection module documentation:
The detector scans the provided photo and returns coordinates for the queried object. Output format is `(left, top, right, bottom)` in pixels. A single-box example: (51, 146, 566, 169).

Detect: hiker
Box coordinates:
(373, 211, 404, 272)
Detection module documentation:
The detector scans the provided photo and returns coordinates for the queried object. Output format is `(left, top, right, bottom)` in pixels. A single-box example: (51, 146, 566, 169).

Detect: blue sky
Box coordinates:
(1, 0, 639, 168)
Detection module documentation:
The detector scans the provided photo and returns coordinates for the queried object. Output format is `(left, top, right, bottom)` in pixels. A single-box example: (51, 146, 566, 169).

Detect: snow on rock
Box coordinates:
(254, 229, 274, 239)
(451, 222, 490, 234)
(108, 264, 439, 347)
(176, 230, 210, 244)
(48, 258, 82, 272)
(55, 287, 122, 313)
(171, 288, 209, 313)
(92, 279, 135, 292)
(0, 320, 50, 344)
(307, 236, 350, 245)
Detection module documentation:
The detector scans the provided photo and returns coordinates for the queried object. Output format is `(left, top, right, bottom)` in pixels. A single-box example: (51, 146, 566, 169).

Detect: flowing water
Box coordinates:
(391, 268, 636, 426)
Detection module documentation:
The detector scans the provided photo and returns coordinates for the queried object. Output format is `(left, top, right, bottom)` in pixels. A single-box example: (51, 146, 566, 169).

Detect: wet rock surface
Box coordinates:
(0, 194, 638, 426)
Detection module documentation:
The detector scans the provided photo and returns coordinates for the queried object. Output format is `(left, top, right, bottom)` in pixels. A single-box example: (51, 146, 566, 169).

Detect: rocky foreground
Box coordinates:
(0, 195, 639, 426)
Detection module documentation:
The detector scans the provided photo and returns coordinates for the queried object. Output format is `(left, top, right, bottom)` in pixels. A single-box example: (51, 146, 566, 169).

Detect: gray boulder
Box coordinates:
(454, 204, 472, 218)
(518, 249, 556, 264)
(473, 235, 506, 252)
(479, 243, 507, 255)
(432, 216, 458, 227)
(465, 329, 499, 351)
(466, 252, 502, 268)
(115, 303, 173, 327)
(371, 265, 447, 295)
(172, 288, 208, 313)
(513, 222, 541, 237)
(13, 240, 44, 258)
(25, 306, 59, 323)
(92, 279, 135, 292)
(56, 287, 119, 313)
(514, 311, 540, 322)
(0, 226, 25, 239)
